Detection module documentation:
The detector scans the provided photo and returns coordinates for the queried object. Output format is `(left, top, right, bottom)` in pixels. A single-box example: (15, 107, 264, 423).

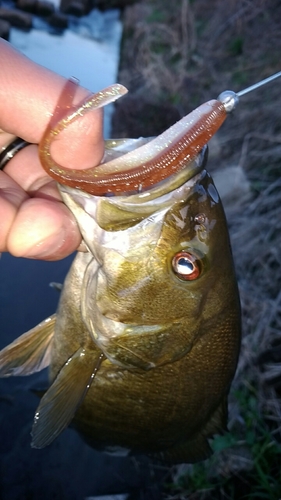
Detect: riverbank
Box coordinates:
(114, 1, 281, 498)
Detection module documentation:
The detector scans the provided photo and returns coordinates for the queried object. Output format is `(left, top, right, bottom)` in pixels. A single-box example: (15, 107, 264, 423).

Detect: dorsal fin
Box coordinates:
(0, 315, 56, 377)
(31, 348, 104, 448)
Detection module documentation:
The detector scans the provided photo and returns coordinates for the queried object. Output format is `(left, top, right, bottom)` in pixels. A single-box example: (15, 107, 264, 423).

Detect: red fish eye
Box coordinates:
(172, 252, 201, 281)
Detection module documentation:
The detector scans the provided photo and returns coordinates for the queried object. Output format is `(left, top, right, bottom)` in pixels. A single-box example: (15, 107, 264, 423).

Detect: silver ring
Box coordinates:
(0, 137, 31, 170)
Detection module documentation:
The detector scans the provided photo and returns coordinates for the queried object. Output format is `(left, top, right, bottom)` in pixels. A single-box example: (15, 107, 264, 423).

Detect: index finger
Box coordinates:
(0, 40, 104, 171)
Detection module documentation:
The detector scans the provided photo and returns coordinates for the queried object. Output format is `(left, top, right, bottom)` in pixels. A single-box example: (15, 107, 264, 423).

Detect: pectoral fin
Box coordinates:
(31, 348, 104, 448)
(0, 315, 56, 377)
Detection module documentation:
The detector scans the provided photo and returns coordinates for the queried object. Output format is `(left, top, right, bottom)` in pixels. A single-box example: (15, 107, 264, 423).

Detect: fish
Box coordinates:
(0, 80, 241, 464)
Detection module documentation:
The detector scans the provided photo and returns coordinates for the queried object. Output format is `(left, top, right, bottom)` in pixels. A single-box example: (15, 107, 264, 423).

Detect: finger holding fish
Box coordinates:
(0, 40, 107, 258)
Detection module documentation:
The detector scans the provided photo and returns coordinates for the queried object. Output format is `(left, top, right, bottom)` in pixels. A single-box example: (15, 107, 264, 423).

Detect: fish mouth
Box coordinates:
(59, 157, 207, 237)
(60, 145, 207, 203)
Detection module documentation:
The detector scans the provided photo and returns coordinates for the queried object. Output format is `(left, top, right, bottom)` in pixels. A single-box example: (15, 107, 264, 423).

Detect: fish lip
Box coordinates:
(59, 146, 208, 203)
(58, 168, 206, 233)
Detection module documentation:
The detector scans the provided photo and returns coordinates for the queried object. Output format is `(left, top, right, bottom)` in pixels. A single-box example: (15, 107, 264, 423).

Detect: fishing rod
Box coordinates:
(218, 70, 281, 112)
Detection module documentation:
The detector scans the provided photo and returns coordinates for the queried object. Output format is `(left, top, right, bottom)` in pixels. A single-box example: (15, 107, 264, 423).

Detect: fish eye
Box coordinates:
(172, 251, 201, 281)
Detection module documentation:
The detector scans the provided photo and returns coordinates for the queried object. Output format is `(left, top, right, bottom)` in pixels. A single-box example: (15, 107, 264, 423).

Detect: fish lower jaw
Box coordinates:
(91, 312, 163, 343)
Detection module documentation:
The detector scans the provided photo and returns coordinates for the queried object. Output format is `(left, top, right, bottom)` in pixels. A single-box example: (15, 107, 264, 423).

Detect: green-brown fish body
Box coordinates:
(0, 142, 240, 464)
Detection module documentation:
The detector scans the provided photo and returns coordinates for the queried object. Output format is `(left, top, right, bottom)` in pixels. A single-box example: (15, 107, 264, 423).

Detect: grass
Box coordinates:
(164, 385, 281, 498)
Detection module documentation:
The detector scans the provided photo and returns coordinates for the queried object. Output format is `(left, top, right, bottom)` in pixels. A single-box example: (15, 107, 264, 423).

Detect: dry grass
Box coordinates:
(159, 150, 281, 499)
(119, 0, 281, 102)
(117, 0, 281, 496)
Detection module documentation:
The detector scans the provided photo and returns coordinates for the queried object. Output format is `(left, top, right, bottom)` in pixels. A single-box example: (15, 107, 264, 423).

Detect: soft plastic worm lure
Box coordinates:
(39, 71, 281, 195)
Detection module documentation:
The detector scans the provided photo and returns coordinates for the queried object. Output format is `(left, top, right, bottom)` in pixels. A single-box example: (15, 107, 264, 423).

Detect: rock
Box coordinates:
(0, 19, 10, 40)
(60, 0, 91, 16)
(111, 94, 181, 138)
(36, 0, 55, 17)
(0, 8, 32, 30)
(16, 0, 54, 16)
(47, 11, 68, 29)
(93, 0, 138, 10)
(16, 0, 37, 14)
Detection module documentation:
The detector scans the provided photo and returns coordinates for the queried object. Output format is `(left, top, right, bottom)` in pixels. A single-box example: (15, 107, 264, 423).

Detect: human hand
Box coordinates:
(0, 39, 104, 260)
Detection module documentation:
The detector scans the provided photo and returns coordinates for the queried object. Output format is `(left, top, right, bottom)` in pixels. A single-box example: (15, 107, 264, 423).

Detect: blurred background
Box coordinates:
(1, 0, 281, 498)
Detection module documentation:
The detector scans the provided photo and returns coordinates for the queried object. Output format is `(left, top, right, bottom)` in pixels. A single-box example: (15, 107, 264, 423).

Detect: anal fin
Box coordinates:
(31, 348, 104, 448)
(0, 315, 56, 377)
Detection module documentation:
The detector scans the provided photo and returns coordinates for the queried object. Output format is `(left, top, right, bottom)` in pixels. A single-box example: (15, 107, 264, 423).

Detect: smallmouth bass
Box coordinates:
(0, 81, 241, 464)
